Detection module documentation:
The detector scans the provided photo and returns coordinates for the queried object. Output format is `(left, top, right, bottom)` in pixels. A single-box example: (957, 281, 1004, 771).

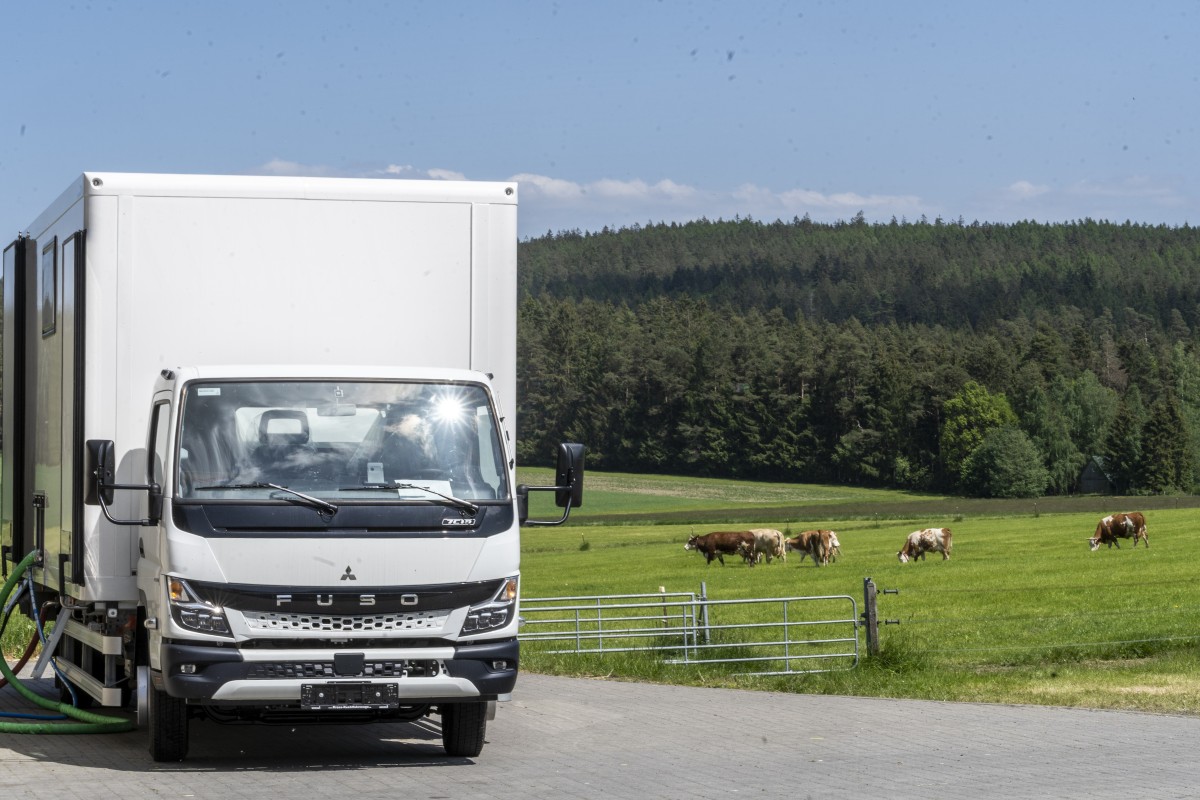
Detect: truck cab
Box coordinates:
(83, 365, 582, 760)
(96, 366, 528, 759)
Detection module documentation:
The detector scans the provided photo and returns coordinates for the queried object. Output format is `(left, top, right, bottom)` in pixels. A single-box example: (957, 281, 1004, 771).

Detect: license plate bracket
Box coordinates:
(300, 682, 399, 710)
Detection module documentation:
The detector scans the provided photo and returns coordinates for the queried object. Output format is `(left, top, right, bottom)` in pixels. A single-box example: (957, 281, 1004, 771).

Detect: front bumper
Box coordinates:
(160, 638, 519, 704)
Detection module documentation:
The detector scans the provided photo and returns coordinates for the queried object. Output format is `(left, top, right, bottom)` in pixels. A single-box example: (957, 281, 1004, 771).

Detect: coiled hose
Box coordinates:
(0, 601, 50, 691)
(0, 551, 135, 733)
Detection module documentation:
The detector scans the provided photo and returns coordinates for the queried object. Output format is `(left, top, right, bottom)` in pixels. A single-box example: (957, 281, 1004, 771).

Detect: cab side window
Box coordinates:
(149, 402, 171, 487)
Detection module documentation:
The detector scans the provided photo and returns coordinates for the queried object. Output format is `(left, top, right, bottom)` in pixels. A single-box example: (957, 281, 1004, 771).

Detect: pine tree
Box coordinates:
(1103, 386, 1145, 493)
(1138, 394, 1190, 493)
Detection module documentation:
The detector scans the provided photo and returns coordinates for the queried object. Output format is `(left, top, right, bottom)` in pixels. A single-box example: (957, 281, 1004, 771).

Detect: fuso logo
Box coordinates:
(442, 518, 476, 526)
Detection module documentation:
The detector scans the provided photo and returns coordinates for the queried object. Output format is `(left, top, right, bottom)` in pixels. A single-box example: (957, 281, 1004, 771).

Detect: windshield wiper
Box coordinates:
(340, 483, 479, 515)
(194, 482, 338, 516)
(396, 483, 479, 514)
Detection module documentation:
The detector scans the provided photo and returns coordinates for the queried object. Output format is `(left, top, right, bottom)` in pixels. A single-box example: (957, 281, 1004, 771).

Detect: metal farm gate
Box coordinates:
(518, 586, 859, 676)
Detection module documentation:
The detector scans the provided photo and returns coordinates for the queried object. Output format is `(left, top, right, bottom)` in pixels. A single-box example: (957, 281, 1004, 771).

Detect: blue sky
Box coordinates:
(4, 1, 1199, 239)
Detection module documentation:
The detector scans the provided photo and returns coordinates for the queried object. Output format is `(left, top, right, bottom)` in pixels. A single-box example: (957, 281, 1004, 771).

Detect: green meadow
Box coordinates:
(3, 472, 1196, 716)
(518, 468, 1200, 715)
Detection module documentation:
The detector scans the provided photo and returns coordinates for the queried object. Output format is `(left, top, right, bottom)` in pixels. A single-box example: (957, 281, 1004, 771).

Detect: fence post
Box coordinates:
(862, 577, 880, 656)
(595, 596, 604, 652)
(699, 581, 711, 645)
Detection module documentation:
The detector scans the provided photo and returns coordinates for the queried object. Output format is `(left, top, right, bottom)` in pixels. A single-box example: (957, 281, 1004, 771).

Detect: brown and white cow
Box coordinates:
(897, 528, 952, 563)
(825, 530, 842, 563)
(685, 531, 755, 566)
(784, 530, 836, 566)
(813, 530, 841, 565)
(1089, 512, 1148, 551)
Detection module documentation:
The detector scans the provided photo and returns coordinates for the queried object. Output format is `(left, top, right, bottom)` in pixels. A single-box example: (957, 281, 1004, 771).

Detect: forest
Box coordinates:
(515, 215, 1200, 497)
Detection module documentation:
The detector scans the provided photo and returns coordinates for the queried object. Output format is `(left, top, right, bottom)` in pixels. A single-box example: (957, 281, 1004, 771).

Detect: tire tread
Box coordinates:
(441, 701, 487, 757)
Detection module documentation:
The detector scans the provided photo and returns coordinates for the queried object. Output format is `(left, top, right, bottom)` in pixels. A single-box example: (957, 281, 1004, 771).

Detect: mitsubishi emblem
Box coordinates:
(340, 566, 357, 581)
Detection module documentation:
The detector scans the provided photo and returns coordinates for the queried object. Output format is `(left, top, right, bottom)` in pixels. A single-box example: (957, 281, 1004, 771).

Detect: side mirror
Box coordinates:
(554, 442, 585, 509)
(518, 443, 585, 527)
(85, 439, 117, 506)
(84, 439, 162, 526)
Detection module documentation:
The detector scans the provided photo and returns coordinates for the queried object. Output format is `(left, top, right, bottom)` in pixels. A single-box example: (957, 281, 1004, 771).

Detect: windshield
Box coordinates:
(175, 380, 509, 503)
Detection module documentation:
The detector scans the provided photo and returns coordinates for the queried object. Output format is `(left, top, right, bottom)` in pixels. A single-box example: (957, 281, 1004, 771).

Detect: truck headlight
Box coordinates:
(167, 577, 232, 637)
(460, 577, 517, 635)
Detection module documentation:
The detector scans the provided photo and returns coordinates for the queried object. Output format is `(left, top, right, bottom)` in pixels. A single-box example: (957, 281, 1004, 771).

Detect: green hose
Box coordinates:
(0, 551, 135, 734)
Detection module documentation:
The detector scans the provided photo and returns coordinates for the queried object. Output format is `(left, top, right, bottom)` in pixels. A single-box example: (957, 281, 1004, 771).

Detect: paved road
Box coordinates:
(0, 672, 1195, 799)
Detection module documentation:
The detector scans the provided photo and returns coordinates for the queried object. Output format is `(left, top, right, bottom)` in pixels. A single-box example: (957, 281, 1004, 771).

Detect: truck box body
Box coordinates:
(5, 173, 516, 597)
(0, 173, 574, 761)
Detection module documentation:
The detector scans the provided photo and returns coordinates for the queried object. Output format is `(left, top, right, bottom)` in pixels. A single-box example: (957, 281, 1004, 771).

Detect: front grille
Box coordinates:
(247, 659, 443, 679)
(242, 610, 451, 633)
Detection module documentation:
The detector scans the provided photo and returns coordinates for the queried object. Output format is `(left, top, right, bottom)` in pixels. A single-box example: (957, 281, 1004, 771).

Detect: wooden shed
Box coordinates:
(1078, 455, 1116, 495)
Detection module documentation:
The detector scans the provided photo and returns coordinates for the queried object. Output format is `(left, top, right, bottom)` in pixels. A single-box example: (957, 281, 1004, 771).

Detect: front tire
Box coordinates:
(147, 677, 189, 762)
(441, 701, 487, 757)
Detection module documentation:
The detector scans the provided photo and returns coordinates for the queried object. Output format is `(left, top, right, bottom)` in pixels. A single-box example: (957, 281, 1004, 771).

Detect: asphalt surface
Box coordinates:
(0, 670, 1195, 799)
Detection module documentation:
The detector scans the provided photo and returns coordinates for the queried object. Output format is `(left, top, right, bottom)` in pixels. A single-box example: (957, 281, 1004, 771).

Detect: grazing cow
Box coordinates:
(803, 530, 841, 566)
(784, 530, 835, 567)
(1089, 512, 1148, 551)
(685, 531, 755, 566)
(825, 531, 842, 563)
(897, 528, 952, 563)
(748, 528, 786, 564)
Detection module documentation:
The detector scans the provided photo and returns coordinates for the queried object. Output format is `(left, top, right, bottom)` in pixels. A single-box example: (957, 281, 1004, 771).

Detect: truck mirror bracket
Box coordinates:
(518, 443, 585, 527)
(85, 439, 162, 526)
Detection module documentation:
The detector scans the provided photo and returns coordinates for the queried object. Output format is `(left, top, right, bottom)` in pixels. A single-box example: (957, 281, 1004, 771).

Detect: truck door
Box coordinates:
(32, 235, 61, 590)
(1, 231, 85, 588)
(1, 236, 34, 571)
(39, 232, 86, 589)
(60, 232, 85, 585)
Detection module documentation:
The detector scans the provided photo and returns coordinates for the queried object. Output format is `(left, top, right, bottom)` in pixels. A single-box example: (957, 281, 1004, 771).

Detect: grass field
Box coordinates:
(5, 471, 1196, 716)
(518, 469, 1200, 715)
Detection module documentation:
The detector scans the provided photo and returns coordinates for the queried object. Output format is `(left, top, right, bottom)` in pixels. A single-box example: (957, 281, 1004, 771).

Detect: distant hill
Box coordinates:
(515, 217, 1200, 498)
(519, 216, 1200, 331)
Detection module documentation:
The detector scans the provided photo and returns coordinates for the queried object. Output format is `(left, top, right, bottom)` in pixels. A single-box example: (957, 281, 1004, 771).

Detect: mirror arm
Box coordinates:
(94, 469, 162, 526)
(517, 483, 575, 527)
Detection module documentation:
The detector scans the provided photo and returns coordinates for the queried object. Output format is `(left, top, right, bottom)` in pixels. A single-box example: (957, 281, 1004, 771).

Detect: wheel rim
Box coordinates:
(136, 665, 150, 729)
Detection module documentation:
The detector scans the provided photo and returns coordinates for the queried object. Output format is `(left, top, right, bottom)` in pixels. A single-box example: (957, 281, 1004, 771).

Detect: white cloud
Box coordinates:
(1004, 180, 1051, 200)
(380, 164, 465, 180)
(248, 160, 943, 235)
(973, 175, 1189, 224)
(462, 167, 918, 223)
(381, 164, 417, 176)
(516, 174, 713, 207)
(427, 168, 467, 181)
(256, 158, 344, 177)
(511, 173, 932, 234)
(510, 174, 704, 204)
(729, 183, 922, 221)
(774, 186, 921, 213)
(508, 173, 587, 201)
(244, 158, 1197, 234)
(254, 161, 465, 182)
(1063, 176, 1183, 206)
(589, 178, 700, 201)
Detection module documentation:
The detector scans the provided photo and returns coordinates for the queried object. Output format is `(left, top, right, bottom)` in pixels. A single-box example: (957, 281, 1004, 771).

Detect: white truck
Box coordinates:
(1, 173, 583, 761)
